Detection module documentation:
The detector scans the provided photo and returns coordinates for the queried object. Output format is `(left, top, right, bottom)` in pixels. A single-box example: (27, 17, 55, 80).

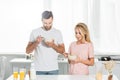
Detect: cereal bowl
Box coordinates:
(68, 54, 77, 60)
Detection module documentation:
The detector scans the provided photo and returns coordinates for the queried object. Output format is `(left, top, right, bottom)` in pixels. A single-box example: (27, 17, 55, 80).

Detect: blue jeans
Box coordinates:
(36, 70, 59, 75)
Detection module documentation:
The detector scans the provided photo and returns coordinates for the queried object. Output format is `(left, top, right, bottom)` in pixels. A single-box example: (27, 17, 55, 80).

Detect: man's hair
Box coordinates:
(42, 11, 53, 19)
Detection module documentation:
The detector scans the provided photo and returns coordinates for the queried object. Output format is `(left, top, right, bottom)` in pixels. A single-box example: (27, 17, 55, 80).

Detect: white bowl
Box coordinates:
(68, 54, 77, 60)
(44, 38, 54, 42)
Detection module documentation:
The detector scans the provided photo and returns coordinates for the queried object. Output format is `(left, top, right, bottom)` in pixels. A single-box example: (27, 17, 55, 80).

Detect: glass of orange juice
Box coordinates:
(95, 62, 103, 80)
(13, 67, 18, 80)
(20, 68, 25, 80)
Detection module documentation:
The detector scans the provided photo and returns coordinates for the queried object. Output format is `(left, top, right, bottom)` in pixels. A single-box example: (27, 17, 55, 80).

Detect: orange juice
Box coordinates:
(13, 72, 18, 79)
(96, 72, 102, 80)
(20, 71, 25, 80)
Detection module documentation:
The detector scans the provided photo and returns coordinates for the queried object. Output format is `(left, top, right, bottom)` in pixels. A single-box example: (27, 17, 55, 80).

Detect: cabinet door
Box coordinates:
(58, 63, 69, 74)
(112, 63, 120, 80)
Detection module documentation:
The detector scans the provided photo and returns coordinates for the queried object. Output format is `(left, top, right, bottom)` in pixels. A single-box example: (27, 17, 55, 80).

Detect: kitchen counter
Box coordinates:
(10, 58, 68, 63)
(10, 57, 120, 64)
(1, 51, 120, 56)
(6, 75, 119, 80)
(0, 52, 26, 56)
(10, 58, 33, 63)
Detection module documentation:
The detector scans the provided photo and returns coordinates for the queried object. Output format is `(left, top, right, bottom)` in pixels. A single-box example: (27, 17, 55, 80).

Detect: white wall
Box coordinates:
(98, 0, 120, 52)
(51, 0, 89, 51)
(0, 0, 43, 52)
(0, 0, 89, 53)
(1, 0, 120, 54)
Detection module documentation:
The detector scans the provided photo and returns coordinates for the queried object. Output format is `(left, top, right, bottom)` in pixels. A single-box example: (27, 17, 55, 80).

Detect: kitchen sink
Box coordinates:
(98, 56, 111, 61)
(98, 56, 120, 61)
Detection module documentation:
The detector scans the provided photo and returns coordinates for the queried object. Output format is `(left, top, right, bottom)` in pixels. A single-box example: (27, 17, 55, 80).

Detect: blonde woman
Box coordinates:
(68, 23, 94, 75)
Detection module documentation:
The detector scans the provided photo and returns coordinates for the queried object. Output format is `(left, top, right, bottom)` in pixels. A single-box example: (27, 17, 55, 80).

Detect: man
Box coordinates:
(26, 11, 65, 75)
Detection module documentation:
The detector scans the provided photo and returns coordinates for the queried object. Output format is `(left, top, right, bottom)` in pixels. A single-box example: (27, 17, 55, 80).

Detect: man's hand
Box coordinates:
(35, 36, 43, 44)
(26, 36, 43, 54)
(63, 52, 68, 58)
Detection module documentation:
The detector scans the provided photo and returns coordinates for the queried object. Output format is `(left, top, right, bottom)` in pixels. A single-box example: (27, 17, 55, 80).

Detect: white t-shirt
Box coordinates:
(29, 27, 64, 71)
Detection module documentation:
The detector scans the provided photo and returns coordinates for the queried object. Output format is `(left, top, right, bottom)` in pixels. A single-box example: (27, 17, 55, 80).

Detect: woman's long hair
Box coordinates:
(75, 23, 91, 43)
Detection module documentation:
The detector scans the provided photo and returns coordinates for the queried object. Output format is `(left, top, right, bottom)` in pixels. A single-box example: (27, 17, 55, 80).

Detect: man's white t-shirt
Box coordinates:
(29, 27, 64, 71)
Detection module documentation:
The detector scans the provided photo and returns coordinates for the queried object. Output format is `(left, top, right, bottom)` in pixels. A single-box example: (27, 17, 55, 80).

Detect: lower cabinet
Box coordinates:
(112, 63, 120, 80)
(58, 63, 69, 74)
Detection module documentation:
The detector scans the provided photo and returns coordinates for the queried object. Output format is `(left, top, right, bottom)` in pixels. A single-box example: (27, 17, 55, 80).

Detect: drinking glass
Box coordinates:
(95, 62, 103, 80)
(20, 68, 26, 80)
(104, 61, 115, 75)
(13, 67, 18, 80)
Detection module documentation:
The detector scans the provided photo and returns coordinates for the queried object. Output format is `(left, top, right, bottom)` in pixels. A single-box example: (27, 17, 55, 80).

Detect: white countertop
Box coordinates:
(10, 58, 68, 63)
(10, 57, 120, 64)
(10, 58, 33, 63)
(6, 75, 119, 80)
(0, 52, 26, 56)
(1, 51, 120, 56)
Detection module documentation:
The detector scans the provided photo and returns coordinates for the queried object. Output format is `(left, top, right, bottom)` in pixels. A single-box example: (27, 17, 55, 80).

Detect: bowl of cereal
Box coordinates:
(68, 54, 77, 60)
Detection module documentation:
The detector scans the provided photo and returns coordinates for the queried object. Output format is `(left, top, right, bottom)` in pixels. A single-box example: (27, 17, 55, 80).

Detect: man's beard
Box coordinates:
(44, 26, 52, 31)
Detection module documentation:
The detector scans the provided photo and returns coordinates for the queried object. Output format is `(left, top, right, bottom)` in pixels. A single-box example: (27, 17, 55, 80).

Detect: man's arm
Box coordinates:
(45, 41, 65, 54)
(26, 41, 38, 54)
(52, 43, 65, 54)
(26, 36, 43, 54)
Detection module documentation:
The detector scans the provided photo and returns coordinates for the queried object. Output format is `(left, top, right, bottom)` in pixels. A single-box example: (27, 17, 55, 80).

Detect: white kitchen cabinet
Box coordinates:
(112, 63, 120, 79)
(59, 63, 69, 74)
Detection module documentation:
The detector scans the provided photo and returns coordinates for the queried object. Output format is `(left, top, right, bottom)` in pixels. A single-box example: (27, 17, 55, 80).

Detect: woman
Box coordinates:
(68, 22, 94, 75)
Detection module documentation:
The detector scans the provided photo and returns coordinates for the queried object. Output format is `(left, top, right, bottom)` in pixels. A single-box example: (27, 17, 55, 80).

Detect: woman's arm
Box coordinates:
(70, 57, 94, 66)
(79, 58, 94, 66)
